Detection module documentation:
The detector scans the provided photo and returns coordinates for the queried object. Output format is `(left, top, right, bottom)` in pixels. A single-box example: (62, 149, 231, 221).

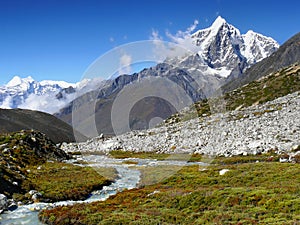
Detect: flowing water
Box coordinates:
(0, 155, 205, 225)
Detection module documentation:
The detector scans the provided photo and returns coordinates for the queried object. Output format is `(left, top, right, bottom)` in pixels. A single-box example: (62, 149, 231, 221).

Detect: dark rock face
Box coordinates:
(21, 131, 70, 161)
(56, 86, 76, 100)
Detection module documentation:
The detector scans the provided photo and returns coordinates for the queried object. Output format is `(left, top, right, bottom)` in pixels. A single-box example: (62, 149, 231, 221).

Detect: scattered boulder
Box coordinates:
(7, 200, 18, 211)
(28, 190, 43, 202)
(62, 92, 300, 162)
(0, 194, 8, 213)
(219, 169, 230, 176)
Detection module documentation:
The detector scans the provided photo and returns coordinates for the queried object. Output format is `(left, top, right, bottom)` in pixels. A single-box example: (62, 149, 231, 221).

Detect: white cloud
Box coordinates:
(109, 37, 114, 42)
(118, 52, 132, 76)
(165, 19, 199, 53)
(150, 29, 162, 41)
(149, 20, 201, 61)
(0, 95, 13, 109)
(19, 92, 76, 114)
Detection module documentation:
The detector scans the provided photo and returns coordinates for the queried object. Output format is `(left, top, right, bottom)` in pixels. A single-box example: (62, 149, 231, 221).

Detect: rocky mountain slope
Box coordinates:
(223, 32, 300, 92)
(56, 17, 279, 137)
(0, 108, 86, 143)
(63, 91, 300, 159)
(62, 64, 300, 160)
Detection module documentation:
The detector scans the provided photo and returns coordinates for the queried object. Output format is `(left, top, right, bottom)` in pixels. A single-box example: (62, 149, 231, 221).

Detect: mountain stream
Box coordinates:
(0, 155, 204, 225)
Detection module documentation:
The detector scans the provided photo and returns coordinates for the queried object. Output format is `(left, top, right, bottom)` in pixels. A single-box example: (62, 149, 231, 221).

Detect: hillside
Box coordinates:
(61, 63, 300, 162)
(0, 130, 113, 216)
(174, 63, 300, 121)
(0, 108, 87, 143)
(0, 130, 70, 199)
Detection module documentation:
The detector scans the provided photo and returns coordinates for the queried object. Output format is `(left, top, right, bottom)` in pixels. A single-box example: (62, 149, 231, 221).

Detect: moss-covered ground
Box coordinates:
(39, 154, 300, 225)
(0, 130, 114, 203)
(20, 162, 114, 202)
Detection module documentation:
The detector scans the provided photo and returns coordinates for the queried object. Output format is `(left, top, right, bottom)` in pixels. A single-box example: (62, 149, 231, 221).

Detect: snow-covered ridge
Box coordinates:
(5, 75, 77, 89)
(0, 76, 96, 114)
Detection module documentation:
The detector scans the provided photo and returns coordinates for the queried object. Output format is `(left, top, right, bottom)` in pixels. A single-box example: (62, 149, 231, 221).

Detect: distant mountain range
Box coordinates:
(0, 16, 278, 114)
(0, 76, 103, 114)
(54, 16, 281, 137)
(2, 16, 297, 140)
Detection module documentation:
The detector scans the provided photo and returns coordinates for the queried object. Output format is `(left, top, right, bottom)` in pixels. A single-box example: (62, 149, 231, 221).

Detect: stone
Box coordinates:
(279, 158, 289, 163)
(291, 144, 300, 151)
(219, 169, 230, 176)
(32, 192, 42, 202)
(7, 202, 18, 211)
(0, 194, 8, 212)
(28, 190, 38, 196)
(248, 141, 261, 149)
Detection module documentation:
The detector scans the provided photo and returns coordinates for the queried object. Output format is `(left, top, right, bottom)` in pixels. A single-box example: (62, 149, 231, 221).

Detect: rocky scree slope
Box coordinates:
(62, 65, 300, 160)
(63, 91, 300, 160)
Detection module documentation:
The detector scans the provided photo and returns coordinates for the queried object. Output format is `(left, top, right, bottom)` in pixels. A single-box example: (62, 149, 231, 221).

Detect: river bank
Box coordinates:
(0, 154, 206, 224)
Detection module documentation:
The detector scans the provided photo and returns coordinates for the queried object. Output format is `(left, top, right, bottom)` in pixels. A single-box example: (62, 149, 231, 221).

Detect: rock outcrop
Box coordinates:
(0, 130, 70, 200)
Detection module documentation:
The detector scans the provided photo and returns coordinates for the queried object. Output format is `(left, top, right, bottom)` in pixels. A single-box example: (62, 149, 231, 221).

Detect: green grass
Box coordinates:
(224, 64, 300, 111)
(39, 155, 300, 224)
(22, 162, 114, 202)
(110, 150, 206, 162)
(109, 150, 171, 160)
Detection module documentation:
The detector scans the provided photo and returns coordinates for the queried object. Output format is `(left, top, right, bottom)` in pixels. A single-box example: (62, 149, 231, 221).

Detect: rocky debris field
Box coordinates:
(62, 91, 300, 161)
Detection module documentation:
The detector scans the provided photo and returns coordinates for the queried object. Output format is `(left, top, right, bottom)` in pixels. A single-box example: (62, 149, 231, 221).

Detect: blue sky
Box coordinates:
(0, 0, 299, 85)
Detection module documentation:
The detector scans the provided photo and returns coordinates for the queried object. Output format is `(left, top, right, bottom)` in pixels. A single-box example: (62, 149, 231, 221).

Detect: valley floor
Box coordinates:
(39, 153, 300, 225)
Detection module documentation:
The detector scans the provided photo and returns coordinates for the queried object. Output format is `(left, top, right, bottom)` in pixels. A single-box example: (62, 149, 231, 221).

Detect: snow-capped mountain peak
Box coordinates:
(241, 30, 280, 64)
(210, 16, 228, 32)
(39, 80, 75, 88)
(6, 76, 22, 87)
(189, 16, 279, 78)
(6, 76, 34, 87)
